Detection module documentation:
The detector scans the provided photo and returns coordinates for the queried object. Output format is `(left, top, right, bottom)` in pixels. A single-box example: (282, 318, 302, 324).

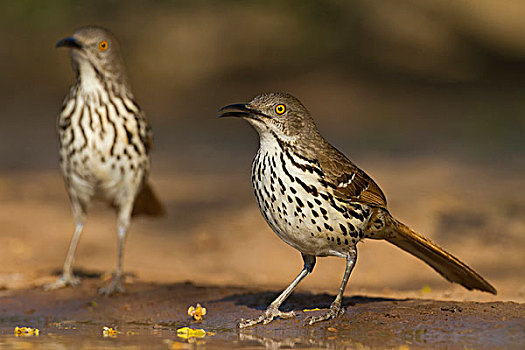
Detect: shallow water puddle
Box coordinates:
(0, 282, 523, 349)
(0, 321, 375, 349)
(1, 323, 179, 349)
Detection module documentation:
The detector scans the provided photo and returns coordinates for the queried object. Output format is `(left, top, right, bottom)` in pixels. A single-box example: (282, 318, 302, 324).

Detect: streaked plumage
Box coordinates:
(220, 92, 496, 327)
(45, 26, 163, 295)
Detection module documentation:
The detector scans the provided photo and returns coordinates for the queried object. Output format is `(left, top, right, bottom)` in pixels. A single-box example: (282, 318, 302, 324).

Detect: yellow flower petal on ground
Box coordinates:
(176, 327, 208, 340)
(421, 285, 432, 294)
(187, 303, 207, 321)
(102, 326, 118, 337)
(14, 326, 40, 336)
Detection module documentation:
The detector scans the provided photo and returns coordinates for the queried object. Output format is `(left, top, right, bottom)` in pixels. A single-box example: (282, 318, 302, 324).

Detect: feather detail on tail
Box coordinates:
(383, 214, 496, 294)
(132, 182, 165, 217)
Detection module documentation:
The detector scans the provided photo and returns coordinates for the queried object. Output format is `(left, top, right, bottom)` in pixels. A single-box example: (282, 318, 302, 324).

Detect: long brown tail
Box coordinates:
(132, 182, 166, 217)
(385, 217, 496, 294)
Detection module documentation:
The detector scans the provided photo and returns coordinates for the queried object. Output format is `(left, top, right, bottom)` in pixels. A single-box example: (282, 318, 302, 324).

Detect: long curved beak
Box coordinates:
(218, 103, 252, 118)
(218, 103, 268, 121)
(56, 37, 82, 49)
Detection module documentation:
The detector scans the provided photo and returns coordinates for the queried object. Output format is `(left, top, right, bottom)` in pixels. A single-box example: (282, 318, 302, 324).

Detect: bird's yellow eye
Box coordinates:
(275, 104, 286, 115)
(98, 40, 109, 52)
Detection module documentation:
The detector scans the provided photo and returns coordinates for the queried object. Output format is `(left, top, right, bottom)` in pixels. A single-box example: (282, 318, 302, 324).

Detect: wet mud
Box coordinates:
(0, 166, 524, 348)
(0, 279, 523, 349)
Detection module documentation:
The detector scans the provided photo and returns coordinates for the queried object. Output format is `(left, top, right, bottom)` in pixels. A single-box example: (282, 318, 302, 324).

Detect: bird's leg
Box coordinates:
(239, 254, 316, 328)
(44, 196, 86, 290)
(305, 248, 357, 325)
(99, 204, 131, 296)
(44, 222, 84, 290)
(99, 224, 128, 295)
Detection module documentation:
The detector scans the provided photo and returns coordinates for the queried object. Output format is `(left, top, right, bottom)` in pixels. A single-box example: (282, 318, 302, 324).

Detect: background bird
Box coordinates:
(45, 26, 164, 295)
(220, 92, 496, 327)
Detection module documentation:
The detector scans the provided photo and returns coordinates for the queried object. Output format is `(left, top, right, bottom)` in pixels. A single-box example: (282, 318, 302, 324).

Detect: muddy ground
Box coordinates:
(0, 160, 524, 348)
(1, 280, 524, 349)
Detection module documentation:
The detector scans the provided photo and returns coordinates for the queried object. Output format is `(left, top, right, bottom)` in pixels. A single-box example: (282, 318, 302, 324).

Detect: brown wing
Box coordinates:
(136, 109, 153, 154)
(317, 145, 387, 208)
(142, 120, 153, 154)
(125, 96, 153, 155)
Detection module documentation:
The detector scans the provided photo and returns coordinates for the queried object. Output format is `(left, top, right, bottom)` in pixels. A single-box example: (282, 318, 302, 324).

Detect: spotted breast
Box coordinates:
(251, 132, 372, 258)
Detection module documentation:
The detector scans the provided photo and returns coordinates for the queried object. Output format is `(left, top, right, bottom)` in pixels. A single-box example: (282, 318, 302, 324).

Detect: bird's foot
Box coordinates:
(304, 302, 344, 325)
(98, 274, 125, 296)
(239, 306, 296, 328)
(43, 273, 81, 291)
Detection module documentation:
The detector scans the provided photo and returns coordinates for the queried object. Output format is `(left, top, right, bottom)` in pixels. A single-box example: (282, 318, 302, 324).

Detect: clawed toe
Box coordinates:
(238, 308, 296, 328)
(98, 276, 125, 296)
(304, 305, 345, 325)
(239, 304, 345, 328)
(276, 310, 296, 319)
(43, 274, 81, 291)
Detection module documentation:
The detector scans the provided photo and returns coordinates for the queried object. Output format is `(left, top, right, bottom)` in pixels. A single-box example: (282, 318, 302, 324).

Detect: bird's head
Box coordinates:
(219, 92, 319, 143)
(56, 26, 126, 83)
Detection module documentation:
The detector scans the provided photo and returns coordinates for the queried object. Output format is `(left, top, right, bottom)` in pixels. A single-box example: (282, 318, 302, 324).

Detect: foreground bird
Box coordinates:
(219, 92, 496, 327)
(45, 26, 164, 295)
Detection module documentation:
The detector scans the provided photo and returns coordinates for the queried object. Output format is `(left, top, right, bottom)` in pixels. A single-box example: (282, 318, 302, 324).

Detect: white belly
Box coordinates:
(251, 146, 370, 258)
(59, 95, 148, 206)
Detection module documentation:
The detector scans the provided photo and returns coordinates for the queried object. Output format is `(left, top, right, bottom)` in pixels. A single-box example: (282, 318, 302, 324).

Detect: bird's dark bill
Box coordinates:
(56, 37, 82, 49)
(218, 103, 265, 119)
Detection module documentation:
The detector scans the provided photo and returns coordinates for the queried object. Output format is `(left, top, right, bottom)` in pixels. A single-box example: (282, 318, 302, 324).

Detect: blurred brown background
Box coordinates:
(0, 1, 523, 301)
